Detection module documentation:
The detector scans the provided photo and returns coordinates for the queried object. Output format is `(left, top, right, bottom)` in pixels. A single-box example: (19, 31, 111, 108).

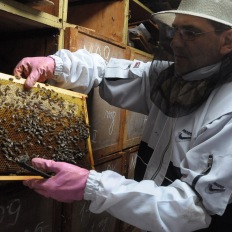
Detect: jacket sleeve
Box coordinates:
(180, 114, 232, 216)
(49, 48, 169, 114)
(84, 170, 211, 232)
(99, 58, 153, 115)
(48, 49, 107, 94)
(99, 59, 170, 115)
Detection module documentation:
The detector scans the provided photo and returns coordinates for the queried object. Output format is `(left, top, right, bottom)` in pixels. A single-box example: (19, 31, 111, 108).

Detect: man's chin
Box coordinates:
(174, 61, 195, 76)
(174, 67, 198, 76)
(174, 66, 187, 76)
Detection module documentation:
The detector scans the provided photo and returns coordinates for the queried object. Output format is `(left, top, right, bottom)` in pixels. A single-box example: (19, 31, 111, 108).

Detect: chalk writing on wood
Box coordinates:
(0, 198, 21, 226)
(0, 197, 50, 232)
(77, 201, 111, 232)
(25, 221, 49, 232)
(91, 129, 98, 143)
(129, 153, 137, 171)
(0, 182, 56, 232)
(84, 43, 111, 61)
(106, 163, 116, 171)
(104, 110, 116, 135)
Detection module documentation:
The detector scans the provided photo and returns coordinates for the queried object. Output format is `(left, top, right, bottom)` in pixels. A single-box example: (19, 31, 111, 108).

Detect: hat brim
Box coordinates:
(151, 10, 232, 27)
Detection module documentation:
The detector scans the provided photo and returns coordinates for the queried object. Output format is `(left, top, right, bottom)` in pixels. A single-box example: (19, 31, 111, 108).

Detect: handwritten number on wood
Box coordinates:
(7, 199, 21, 226)
(0, 199, 21, 227)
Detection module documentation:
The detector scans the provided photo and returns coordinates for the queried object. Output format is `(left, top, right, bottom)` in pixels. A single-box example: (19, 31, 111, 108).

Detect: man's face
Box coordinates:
(170, 15, 224, 75)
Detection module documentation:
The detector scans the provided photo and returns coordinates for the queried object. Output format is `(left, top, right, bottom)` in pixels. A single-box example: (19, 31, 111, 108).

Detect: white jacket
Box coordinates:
(50, 49, 232, 232)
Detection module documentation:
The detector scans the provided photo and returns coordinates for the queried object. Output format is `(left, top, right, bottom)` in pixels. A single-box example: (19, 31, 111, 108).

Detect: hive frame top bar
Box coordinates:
(0, 72, 87, 99)
(0, 175, 44, 180)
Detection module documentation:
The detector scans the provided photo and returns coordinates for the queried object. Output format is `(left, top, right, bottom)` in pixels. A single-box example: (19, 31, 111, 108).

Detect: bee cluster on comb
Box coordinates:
(0, 74, 93, 176)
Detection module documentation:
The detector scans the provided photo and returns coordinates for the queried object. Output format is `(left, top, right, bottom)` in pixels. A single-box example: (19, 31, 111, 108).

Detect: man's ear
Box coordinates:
(220, 29, 232, 55)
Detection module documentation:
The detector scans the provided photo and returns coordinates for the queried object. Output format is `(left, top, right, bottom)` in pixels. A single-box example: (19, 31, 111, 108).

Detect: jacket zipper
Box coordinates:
(150, 118, 176, 181)
(151, 131, 172, 180)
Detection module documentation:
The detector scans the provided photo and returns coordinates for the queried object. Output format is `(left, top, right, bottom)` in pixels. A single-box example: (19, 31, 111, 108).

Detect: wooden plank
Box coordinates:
(0, 0, 62, 30)
(67, 1, 127, 43)
(132, 0, 153, 14)
(87, 89, 126, 160)
(130, 0, 153, 23)
(123, 110, 147, 149)
(31, 0, 60, 17)
(0, 182, 62, 231)
(126, 147, 139, 179)
(129, 46, 153, 61)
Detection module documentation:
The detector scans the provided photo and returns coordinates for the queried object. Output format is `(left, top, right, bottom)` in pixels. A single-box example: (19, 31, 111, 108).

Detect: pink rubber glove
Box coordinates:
(23, 158, 90, 202)
(14, 57, 55, 89)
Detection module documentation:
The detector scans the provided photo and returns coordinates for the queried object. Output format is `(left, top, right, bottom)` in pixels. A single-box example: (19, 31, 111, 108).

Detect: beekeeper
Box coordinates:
(13, 0, 232, 231)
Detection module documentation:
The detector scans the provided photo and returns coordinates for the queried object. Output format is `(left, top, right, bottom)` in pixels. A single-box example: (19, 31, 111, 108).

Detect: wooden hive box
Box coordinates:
(0, 72, 93, 180)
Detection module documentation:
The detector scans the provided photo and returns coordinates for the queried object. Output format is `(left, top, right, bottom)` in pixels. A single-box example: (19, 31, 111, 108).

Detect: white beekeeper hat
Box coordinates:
(151, 0, 232, 27)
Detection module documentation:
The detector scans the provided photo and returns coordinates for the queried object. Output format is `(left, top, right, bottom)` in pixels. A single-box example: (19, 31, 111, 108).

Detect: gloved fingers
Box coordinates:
(23, 178, 45, 189)
(24, 69, 44, 89)
(14, 57, 55, 89)
(14, 59, 31, 78)
(23, 178, 73, 202)
(23, 159, 89, 202)
(34, 188, 73, 203)
(31, 158, 63, 173)
(33, 189, 51, 199)
(23, 179, 51, 197)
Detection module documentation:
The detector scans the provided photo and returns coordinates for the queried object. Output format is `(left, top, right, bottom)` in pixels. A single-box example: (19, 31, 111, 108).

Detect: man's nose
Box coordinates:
(171, 29, 183, 41)
(170, 31, 183, 48)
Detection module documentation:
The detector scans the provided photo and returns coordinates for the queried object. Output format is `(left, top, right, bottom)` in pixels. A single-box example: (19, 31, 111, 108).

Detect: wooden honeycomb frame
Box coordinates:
(0, 72, 94, 180)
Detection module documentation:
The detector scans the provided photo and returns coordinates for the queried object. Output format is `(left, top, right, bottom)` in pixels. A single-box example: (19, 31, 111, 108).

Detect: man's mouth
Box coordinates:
(174, 53, 187, 63)
(173, 49, 186, 59)
(174, 52, 186, 58)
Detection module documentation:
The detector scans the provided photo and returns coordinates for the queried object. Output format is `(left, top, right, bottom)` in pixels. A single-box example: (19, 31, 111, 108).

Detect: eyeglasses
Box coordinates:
(166, 27, 224, 41)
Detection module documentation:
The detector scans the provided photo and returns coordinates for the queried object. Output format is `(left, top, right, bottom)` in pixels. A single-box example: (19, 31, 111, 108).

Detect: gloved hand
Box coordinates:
(23, 158, 90, 202)
(14, 57, 55, 89)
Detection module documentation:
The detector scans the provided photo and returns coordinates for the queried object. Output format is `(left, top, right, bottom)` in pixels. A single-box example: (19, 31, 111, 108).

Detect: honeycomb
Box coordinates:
(0, 73, 93, 176)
